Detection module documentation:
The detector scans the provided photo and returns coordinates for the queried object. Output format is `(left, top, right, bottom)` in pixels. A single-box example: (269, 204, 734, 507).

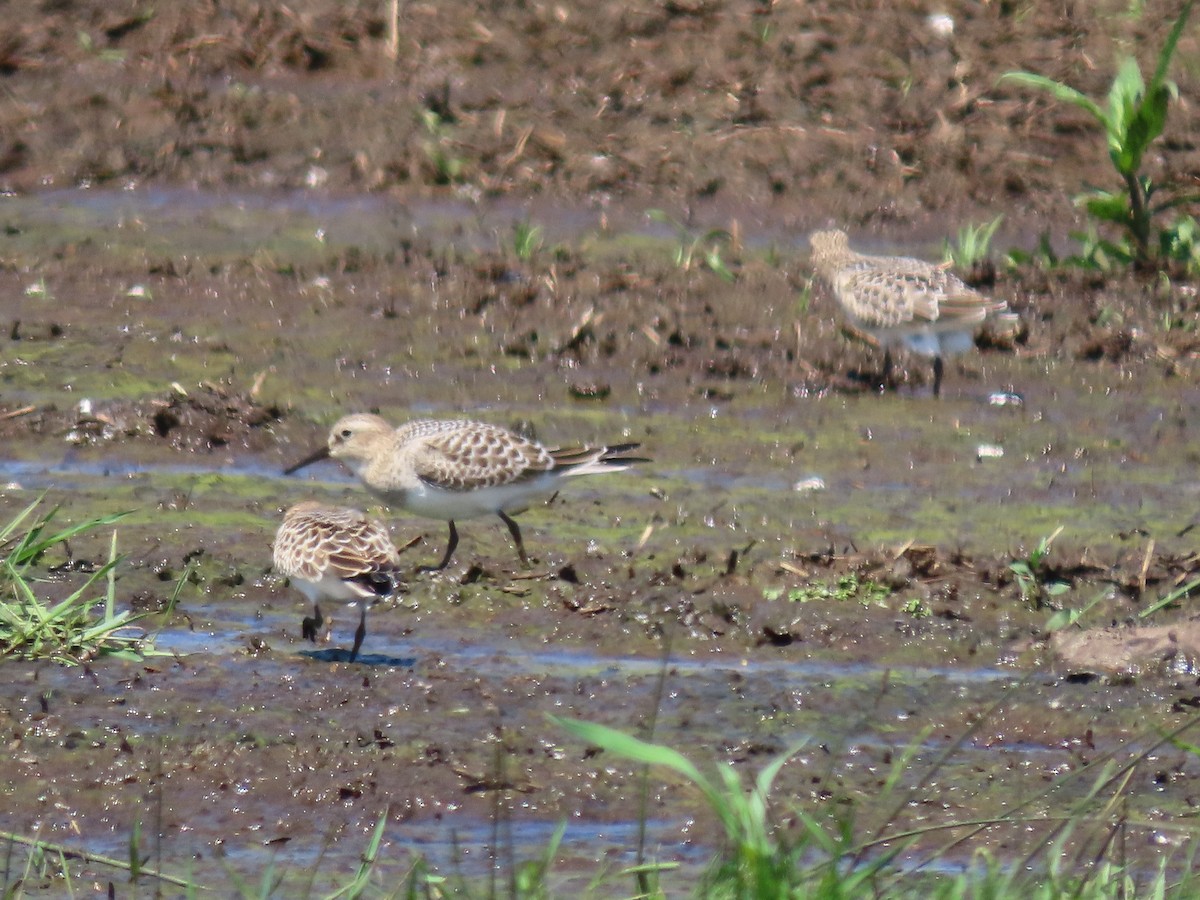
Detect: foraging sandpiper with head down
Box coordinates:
(809, 229, 1019, 396)
(272, 501, 405, 661)
(284, 414, 647, 572)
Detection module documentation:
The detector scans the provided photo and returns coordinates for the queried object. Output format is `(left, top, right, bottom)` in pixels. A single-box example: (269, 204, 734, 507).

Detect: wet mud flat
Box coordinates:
(0, 188, 1198, 893)
(6, 623, 1191, 894)
(1, 0, 1200, 891)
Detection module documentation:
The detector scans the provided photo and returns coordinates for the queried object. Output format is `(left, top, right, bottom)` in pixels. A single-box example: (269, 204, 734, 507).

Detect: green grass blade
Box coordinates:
(1149, 0, 1194, 93)
(323, 807, 388, 900)
(0, 501, 149, 665)
(105, 530, 118, 620)
(129, 819, 142, 882)
(0, 495, 46, 545)
(999, 72, 1107, 125)
(1139, 575, 1200, 618)
(8, 508, 131, 570)
(551, 716, 710, 789)
(551, 715, 737, 834)
(753, 742, 803, 800)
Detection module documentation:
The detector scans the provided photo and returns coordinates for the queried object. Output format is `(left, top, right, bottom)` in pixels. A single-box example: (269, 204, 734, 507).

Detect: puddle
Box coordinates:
(156, 616, 1020, 685)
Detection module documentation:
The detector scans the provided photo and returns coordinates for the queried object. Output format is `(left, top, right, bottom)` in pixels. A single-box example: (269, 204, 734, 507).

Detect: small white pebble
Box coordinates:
(927, 13, 954, 37)
(77, 398, 93, 416)
(793, 476, 826, 492)
(305, 166, 329, 188)
(976, 443, 1004, 461)
(126, 284, 150, 299)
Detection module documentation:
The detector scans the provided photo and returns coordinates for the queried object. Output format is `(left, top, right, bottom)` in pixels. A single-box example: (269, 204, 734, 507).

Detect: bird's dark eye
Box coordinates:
(340, 429, 352, 438)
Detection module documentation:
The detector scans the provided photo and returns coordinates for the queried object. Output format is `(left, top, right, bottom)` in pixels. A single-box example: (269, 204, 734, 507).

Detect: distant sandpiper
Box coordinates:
(809, 229, 1018, 396)
(272, 501, 405, 661)
(284, 414, 647, 571)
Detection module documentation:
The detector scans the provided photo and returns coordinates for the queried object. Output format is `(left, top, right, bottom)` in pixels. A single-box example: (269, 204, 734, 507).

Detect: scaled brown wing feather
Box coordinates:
(885, 271, 950, 323)
(936, 290, 1007, 323)
(324, 547, 397, 580)
(415, 427, 554, 491)
(548, 446, 603, 467)
(548, 443, 645, 468)
(840, 270, 927, 326)
(889, 266, 1003, 325)
(274, 524, 330, 580)
(320, 521, 400, 579)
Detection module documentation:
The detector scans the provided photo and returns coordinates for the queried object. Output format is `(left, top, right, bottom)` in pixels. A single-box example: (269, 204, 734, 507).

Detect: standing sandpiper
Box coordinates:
(284, 414, 647, 572)
(809, 229, 1018, 396)
(273, 501, 405, 661)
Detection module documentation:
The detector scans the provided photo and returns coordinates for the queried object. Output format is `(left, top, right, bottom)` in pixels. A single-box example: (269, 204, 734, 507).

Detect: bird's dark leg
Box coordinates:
(881, 348, 894, 392)
(302, 603, 324, 643)
(418, 520, 459, 573)
(497, 510, 531, 568)
(349, 604, 367, 662)
(932, 356, 944, 398)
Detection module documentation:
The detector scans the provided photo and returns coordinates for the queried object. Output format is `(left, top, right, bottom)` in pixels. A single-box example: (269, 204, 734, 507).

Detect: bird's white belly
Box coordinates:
(399, 478, 553, 521)
(293, 574, 370, 604)
(869, 323, 976, 357)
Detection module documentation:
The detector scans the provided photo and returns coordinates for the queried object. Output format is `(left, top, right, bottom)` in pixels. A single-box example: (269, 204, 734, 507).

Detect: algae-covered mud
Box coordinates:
(2, 0, 1200, 894)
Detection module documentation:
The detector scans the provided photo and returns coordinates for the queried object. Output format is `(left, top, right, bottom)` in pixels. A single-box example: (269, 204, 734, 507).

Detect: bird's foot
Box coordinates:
(301, 604, 325, 643)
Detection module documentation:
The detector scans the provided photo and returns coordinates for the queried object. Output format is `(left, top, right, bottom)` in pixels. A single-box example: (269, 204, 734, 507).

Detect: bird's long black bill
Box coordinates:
(283, 445, 331, 475)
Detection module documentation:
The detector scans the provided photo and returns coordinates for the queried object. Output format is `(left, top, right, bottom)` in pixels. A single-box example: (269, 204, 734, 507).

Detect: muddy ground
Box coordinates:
(2, 0, 1200, 894)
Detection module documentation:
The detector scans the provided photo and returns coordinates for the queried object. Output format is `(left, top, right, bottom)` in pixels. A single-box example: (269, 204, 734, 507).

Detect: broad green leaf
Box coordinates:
(1079, 190, 1130, 224)
(1045, 608, 1076, 632)
(1106, 57, 1145, 140)
(1115, 85, 1171, 176)
(1129, 84, 1172, 160)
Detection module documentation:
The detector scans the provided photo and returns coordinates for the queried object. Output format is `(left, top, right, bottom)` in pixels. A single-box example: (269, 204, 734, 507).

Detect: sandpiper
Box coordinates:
(809, 229, 1019, 396)
(284, 413, 646, 571)
(272, 501, 405, 661)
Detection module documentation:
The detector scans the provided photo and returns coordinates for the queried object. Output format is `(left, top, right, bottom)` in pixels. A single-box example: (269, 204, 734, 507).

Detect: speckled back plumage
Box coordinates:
(398, 419, 557, 491)
(810, 229, 1017, 346)
(273, 501, 401, 589)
